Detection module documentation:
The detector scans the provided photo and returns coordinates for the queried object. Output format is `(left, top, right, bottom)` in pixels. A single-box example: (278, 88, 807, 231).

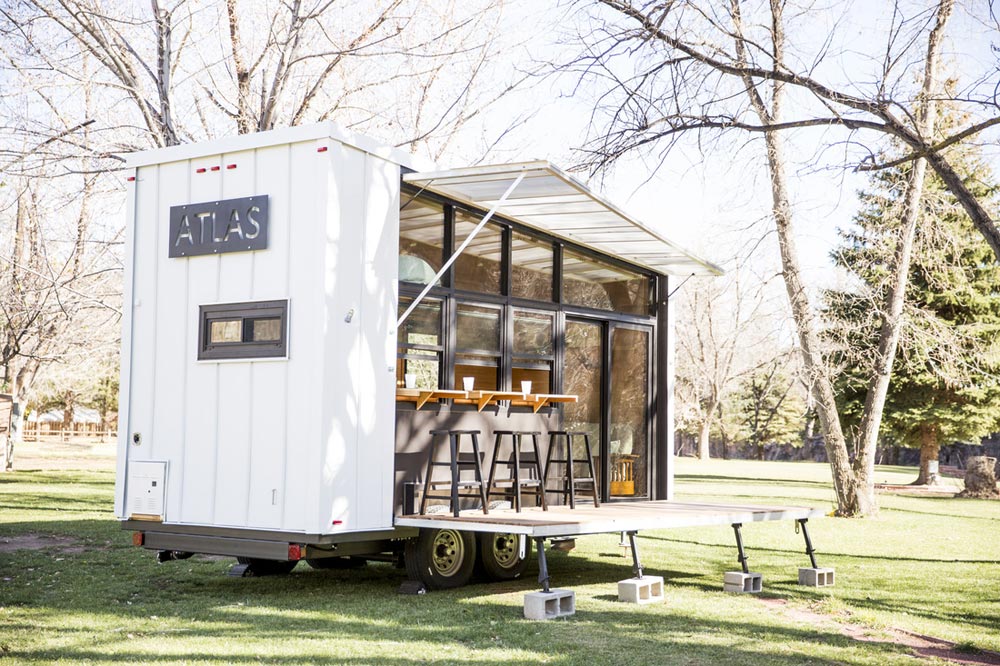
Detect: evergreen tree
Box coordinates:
(826, 108, 1000, 484)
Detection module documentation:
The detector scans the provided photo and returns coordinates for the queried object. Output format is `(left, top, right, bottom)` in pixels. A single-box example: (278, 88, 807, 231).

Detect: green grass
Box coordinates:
(1, 452, 997, 665)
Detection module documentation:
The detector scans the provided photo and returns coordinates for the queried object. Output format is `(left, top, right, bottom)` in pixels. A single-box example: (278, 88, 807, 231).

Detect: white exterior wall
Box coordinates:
(115, 124, 409, 535)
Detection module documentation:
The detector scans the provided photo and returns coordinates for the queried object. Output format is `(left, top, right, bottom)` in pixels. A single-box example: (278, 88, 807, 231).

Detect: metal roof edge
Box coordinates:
(123, 121, 431, 171)
(406, 160, 724, 277)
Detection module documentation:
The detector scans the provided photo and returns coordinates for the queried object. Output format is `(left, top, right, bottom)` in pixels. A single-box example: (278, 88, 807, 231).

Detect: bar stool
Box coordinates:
(420, 429, 490, 518)
(486, 430, 548, 513)
(542, 431, 601, 509)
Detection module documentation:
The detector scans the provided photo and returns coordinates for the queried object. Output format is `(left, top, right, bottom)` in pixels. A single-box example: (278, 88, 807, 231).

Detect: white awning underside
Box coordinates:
(403, 161, 722, 277)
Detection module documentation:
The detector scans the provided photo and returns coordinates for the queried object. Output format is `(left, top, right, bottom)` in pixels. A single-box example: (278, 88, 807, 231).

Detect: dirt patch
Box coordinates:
(759, 597, 1000, 665)
(0, 534, 85, 554)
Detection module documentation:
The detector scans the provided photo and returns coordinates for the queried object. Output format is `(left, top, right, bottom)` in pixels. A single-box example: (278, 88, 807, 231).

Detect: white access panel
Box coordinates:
(127, 461, 167, 518)
(116, 123, 419, 536)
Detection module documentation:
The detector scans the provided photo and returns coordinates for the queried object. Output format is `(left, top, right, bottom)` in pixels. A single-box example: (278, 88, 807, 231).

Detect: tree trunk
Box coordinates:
(913, 425, 942, 486)
(697, 416, 712, 461)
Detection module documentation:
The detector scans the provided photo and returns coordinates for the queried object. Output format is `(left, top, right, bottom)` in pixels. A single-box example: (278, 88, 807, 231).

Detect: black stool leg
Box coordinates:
(531, 433, 547, 511)
(582, 433, 600, 508)
(470, 432, 489, 515)
(566, 433, 587, 509)
(486, 432, 502, 504)
(512, 433, 523, 512)
(449, 433, 461, 517)
(420, 433, 438, 515)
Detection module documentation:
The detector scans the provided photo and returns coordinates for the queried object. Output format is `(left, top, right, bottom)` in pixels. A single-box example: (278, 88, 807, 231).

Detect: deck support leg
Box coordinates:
(797, 518, 818, 568)
(535, 537, 550, 593)
(627, 531, 643, 579)
(796, 518, 835, 587)
(732, 523, 749, 573)
(617, 530, 663, 604)
(723, 523, 762, 593)
(524, 536, 576, 619)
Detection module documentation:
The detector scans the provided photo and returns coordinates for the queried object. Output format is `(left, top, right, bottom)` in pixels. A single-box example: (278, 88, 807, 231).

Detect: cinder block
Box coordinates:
(524, 589, 576, 620)
(798, 567, 835, 587)
(723, 571, 762, 593)
(618, 576, 664, 604)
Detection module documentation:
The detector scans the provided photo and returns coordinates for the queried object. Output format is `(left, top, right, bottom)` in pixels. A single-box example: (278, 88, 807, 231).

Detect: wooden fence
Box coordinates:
(23, 422, 117, 443)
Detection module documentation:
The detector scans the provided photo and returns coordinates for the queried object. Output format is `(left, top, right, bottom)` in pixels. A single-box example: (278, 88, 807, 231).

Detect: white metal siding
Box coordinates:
(118, 126, 401, 535)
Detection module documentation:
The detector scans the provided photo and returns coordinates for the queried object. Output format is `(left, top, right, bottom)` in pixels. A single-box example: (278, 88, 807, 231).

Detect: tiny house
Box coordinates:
(116, 123, 818, 589)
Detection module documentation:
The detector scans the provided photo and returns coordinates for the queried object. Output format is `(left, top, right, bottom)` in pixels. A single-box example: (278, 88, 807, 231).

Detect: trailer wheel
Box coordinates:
(305, 556, 366, 570)
(236, 557, 298, 576)
(404, 528, 476, 590)
(478, 532, 532, 581)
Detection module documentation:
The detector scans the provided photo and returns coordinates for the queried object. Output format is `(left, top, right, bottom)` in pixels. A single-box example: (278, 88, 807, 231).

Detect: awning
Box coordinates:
(403, 161, 723, 277)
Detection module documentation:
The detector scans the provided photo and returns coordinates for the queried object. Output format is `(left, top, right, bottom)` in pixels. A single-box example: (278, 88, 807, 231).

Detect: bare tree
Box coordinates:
(675, 270, 775, 460)
(569, 0, 965, 514)
(0, 0, 534, 469)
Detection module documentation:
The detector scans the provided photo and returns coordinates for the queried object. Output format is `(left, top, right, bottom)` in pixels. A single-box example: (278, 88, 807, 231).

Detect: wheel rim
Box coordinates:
(491, 534, 520, 570)
(431, 529, 464, 577)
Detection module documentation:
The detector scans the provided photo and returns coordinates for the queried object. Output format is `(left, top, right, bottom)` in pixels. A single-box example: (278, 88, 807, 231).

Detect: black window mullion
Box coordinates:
(443, 204, 454, 289)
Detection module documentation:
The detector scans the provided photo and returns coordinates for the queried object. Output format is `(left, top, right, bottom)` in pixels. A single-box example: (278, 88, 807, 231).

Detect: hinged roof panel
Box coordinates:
(403, 161, 723, 277)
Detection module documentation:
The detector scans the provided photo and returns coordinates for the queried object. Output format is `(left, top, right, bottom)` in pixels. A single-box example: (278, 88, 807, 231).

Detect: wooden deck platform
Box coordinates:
(395, 500, 826, 538)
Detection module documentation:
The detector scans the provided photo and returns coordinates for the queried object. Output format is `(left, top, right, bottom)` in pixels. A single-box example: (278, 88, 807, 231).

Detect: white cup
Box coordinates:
(521, 380, 532, 397)
(462, 376, 475, 392)
(404, 373, 417, 389)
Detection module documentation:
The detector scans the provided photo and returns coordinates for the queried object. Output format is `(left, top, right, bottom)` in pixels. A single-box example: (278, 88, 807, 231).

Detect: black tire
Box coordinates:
(478, 532, 532, 581)
(404, 528, 476, 590)
(236, 557, 298, 576)
(305, 556, 366, 570)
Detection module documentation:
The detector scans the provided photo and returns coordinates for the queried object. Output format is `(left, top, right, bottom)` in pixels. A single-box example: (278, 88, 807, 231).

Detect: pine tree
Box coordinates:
(826, 108, 1000, 484)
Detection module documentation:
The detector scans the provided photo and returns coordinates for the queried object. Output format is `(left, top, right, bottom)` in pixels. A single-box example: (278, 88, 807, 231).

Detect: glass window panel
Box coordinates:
(564, 319, 603, 489)
(610, 326, 649, 498)
(210, 319, 242, 343)
(513, 311, 554, 357)
(399, 196, 444, 284)
(453, 211, 502, 293)
(251, 318, 281, 342)
(454, 363, 497, 392)
(456, 304, 500, 352)
(401, 355, 439, 390)
(511, 232, 553, 301)
(398, 298, 442, 347)
(513, 367, 551, 394)
(562, 248, 651, 315)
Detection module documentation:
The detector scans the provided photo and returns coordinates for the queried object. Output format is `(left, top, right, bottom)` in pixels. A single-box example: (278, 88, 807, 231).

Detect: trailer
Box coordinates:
(116, 123, 828, 595)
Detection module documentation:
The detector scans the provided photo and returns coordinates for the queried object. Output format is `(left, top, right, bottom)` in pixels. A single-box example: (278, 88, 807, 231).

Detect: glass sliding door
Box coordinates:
(563, 319, 604, 491)
(609, 325, 650, 498)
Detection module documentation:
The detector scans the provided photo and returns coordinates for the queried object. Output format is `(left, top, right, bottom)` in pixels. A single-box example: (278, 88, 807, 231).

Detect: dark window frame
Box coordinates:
(198, 299, 288, 361)
(397, 295, 445, 389)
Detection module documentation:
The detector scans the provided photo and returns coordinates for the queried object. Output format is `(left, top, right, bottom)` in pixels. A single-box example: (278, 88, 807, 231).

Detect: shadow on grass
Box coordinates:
(675, 474, 831, 488)
(1, 565, 903, 666)
(881, 505, 1000, 521)
(641, 533, 1000, 565)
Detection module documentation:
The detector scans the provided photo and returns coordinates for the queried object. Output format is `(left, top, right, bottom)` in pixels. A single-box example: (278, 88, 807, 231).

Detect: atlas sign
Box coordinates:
(168, 195, 269, 258)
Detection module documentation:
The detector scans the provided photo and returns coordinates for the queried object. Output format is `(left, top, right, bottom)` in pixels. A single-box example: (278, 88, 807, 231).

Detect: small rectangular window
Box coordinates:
(199, 300, 288, 360)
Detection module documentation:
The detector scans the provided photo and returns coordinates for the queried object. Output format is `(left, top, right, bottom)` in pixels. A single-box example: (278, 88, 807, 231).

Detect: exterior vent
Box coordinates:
(127, 461, 167, 520)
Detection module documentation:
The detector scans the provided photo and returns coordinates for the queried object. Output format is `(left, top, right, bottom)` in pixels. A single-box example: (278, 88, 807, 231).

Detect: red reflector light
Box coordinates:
(226, 163, 237, 169)
(332, 520, 343, 526)
(316, 146, 328, 152)
(210, 165, 220, 172)
(288, 544, 302, 560)
(127, 176, 136, 182)
(195, 167, 207, 174)
(132, 532, 144, 546)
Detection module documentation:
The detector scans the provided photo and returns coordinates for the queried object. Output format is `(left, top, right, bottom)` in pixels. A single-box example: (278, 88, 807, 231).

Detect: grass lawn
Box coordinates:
(1, 443, 998, 665)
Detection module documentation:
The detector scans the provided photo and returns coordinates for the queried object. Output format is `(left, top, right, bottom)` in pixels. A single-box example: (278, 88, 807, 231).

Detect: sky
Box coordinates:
(465, 0, 1000, 292)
